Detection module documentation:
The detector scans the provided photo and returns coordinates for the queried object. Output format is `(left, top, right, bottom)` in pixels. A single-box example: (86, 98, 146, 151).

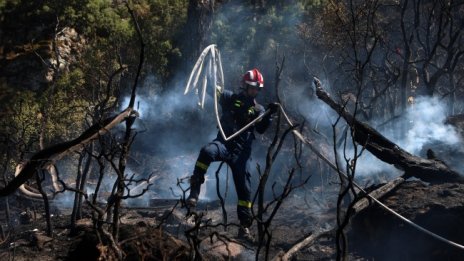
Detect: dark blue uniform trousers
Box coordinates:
(192, 140, 253, 227)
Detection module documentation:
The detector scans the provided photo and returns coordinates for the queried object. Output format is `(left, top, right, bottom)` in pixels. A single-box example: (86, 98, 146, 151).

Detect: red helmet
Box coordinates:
(243, 68, 264, 88)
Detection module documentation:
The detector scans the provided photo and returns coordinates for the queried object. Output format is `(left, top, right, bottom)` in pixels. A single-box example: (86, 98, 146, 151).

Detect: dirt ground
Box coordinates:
(0, 185, 339, 260)
(1, 180, 463, 260)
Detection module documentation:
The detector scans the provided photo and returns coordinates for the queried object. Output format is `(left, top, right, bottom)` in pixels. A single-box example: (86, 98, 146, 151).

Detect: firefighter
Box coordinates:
(186, 68, 278, 241)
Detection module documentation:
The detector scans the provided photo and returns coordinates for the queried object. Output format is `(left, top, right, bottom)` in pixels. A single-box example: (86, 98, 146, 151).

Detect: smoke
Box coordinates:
(385, 96, 463, 174)
(402, 96, 461, 153)
(51, 164, 121, 208)
(284, 76, 464, 180)
(117, 74, 228, 203)
(332, 96, 461, 178)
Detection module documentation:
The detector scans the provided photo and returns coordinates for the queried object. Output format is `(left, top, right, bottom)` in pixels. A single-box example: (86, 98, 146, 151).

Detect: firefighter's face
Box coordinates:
(246, 85, 260, 98)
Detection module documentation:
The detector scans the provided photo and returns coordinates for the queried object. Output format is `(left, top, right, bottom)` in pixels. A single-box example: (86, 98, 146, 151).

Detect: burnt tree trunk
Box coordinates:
(36, 170, 52, 237)
(77, 145, 92, 219)
(183, 0, 216, 64)
(112, 3, 145, 242)
(1, 153, 10, 225)
(70, 152, 84, 236)
(314, 80, 464, 183)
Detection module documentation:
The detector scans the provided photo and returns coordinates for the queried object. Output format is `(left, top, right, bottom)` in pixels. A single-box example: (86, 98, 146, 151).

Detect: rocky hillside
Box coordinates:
(0, 27, 85, 90)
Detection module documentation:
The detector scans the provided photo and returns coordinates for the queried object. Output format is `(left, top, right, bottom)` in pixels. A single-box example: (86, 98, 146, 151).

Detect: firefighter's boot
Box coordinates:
(238, 226, 254, 243)
(186, 176, 201, 207)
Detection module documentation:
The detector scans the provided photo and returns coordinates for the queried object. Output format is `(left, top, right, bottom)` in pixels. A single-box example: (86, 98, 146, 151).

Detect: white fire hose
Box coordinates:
(185, 45, 464, 251)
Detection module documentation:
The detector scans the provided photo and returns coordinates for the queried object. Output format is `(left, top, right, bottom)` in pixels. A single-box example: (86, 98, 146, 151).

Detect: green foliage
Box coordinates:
(0, 0, 188, 79)
(211, 1, 314, 78)
(5, 90, 41, 147)
(0, 69, 91, 158)
(0, 0, 185, 162)
(135, 0, 188, 78)
(42, 87, 90, 142)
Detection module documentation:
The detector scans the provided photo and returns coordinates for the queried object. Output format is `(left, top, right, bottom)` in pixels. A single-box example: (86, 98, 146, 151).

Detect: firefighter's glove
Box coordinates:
(267, 103, 279, 115)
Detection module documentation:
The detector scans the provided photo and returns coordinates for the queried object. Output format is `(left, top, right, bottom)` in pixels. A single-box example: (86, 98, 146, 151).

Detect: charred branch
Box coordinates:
(351, 177, 405, 214)
(314, 79, 464, 183)
(0, 107, 137, 197)
(111, 1, 145, 242)
(273, 229, 334, 261)
(214, 162, 228, 229)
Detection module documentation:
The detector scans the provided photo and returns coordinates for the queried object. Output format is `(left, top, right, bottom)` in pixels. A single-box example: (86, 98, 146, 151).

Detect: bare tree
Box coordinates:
(396, 0, 464, 114)
(331, 104, 366, 260)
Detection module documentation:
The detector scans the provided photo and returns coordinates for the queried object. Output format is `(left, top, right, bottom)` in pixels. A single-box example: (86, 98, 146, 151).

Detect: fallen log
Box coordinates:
(273, 229, 334, 261)
(351, 177, 405, 214)
(129, 175, 159, 196)
(0, 108, 138, 197)
(273, 176, 405, 261)
(445, 113, 464, 129)
(314, 80, 464, 183)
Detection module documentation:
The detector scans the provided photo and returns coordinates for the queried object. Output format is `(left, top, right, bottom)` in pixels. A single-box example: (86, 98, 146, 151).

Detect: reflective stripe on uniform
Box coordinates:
(238, 200, 252, 208)
(247, 107, 254, 115)
(234, 100, 242, 107)
(195, 161, 209, 171)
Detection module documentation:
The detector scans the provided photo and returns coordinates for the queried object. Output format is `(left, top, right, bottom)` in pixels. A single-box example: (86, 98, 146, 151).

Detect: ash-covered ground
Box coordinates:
(3, 169, 464, 260)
